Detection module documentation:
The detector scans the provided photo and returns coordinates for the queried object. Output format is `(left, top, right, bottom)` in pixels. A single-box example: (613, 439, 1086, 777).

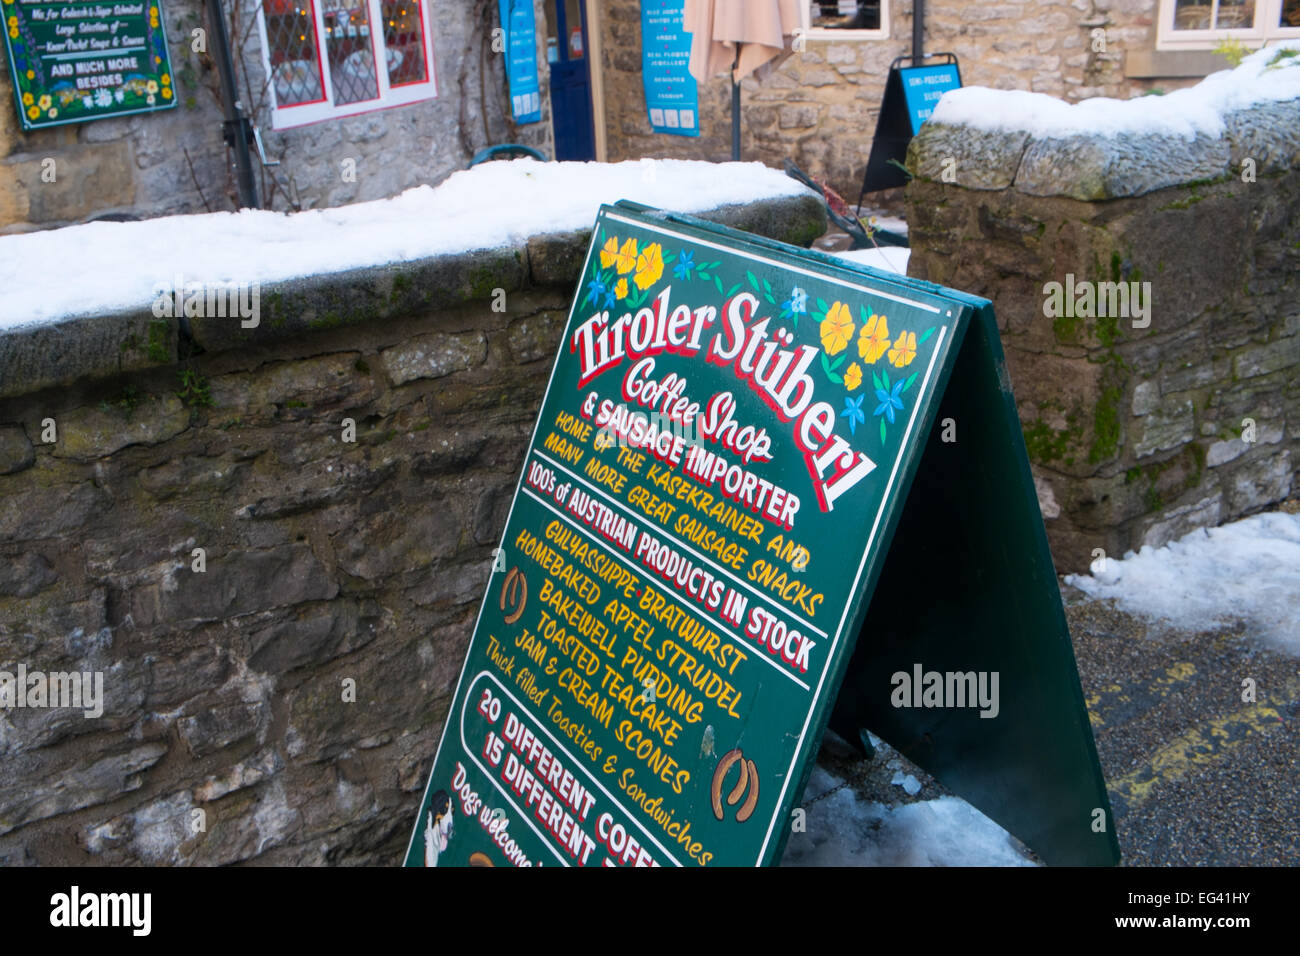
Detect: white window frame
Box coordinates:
(1156, 0, 1300, 51)
(256, 0, 438, 130)
(799, 0, 890, 41)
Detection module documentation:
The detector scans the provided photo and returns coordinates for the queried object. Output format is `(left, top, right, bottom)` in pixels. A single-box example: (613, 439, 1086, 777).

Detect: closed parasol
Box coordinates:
(684, 0, 802, 160)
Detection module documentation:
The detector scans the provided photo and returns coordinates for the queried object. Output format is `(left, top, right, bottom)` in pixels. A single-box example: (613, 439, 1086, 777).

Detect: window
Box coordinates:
(257, 0, 437, 129)
(1157, 0, 1300, 49)
(800, 0, 889, 40)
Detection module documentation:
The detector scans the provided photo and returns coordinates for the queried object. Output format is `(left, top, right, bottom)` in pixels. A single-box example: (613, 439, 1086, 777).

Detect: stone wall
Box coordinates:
(904, 92, 1300, 572)
(0, 0, 553, 232)
(0, 192, 825, 865)
(597, 0, 1205, 202)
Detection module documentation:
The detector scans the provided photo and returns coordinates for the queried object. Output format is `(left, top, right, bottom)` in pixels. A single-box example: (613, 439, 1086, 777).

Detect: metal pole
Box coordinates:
(206, 0, 259, 209)
(913, 0, 924, 62)
(731, 47, 741, 161)
(731, 77, 740, 161)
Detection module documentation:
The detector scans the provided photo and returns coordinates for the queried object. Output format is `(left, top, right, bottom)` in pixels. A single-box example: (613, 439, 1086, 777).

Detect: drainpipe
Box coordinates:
(206, 0, 259, 209)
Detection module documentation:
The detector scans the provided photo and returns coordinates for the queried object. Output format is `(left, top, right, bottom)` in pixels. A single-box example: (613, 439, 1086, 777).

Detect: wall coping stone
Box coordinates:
(907, 97, 1300, 201)
(0, 193, 825, 402)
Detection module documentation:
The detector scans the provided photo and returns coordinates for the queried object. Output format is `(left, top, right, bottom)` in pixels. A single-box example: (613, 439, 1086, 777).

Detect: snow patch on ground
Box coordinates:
(933, 41, 1300, 139)
(831, 245, 911, 274)
(0, 159, 806, 330)
(1066, 511, 1300, 656)
(781, 766, 1035, 867)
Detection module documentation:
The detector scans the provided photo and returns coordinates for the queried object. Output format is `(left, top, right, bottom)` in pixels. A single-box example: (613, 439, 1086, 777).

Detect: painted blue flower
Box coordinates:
(602, 288, 617, 311)
(586, 276, 606, 303)
(781, 285, 808, 315)
(840, 395, 866, 435)
(873, 381, 906, 424)
(673, 250, 694, 280)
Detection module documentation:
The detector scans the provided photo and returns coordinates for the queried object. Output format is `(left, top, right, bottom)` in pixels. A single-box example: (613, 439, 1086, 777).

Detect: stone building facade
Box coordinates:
(1, 0, 553, 232)
(595, 0, 1257, 201)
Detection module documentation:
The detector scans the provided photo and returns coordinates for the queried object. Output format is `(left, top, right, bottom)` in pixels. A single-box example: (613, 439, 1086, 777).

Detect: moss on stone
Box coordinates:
(1053, 312, 1083, 344)
(467, 265, 504, 301)
(1089, 383, 1123, 463)
(147, 320, 170, 363)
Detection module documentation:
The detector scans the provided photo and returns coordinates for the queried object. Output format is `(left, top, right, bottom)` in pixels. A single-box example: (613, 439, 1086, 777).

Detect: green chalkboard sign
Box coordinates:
(3, 0, 176, 131)
(405, 202, 1118, 867)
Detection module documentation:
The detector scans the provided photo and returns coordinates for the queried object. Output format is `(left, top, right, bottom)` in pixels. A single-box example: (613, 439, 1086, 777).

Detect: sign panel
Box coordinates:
(405, 203, 1118, 867)
(499, 0, 541, 124)
(3, 0, 176, 131)
(860, 55, 962, 199)
(641, 0, 698, 137)
(899, 63, 961, 133)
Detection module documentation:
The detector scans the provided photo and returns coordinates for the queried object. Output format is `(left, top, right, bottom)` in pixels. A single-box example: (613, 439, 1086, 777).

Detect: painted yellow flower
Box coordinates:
(8, 28, 16, 38)
(614, 237, 637, 274)
(25, 69, 34, 79)
(161, 87, 172, 99)
(615, 277, 628, 299)
(600, 236, 637, 274)
(819, 301, 853, 356)
(161, 73, 171, 85)
(26, 105, 38, 119)
(6, 15, 16, 25)
(857, 312, 890, 364)
(843, 362, 863, 390)
(599, 236, 619, 269)
(888, 330, 918, 368)
(633, 242, 664, 290)
(22, 91, 32, 105)
(38, 94, 50, 110)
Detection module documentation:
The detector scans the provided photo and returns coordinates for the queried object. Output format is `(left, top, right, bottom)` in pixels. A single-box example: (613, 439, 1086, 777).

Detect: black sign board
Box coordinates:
(859, 54, 961, 202)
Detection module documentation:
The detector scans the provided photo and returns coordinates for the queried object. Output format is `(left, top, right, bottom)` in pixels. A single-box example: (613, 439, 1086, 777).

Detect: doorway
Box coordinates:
(545, 0, 595, 161)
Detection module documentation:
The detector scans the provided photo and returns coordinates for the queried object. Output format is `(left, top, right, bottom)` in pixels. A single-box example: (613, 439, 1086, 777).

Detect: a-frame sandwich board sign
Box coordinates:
(404, 201, 1119, 867)
(859, 53, 962, 205)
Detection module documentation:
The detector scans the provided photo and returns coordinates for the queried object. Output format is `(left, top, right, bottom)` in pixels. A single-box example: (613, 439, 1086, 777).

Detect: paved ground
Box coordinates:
(808, 592, 1300, 866)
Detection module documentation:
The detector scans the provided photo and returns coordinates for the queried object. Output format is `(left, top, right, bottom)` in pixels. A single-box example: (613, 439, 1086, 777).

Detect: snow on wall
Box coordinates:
(0, 159, 806, 331)
(931, 42, 1300, 139)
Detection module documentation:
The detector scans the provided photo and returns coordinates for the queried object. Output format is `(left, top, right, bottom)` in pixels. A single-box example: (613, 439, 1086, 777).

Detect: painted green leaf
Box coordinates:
(714, 275, 724, 294)
(903, 372, 918, 392)
(746, 270, 759, 291)
(919, 326, 936, 344)
(872, 371, 882, 392)
(727, 283, 742, 298)
(880, 419, 888, 445)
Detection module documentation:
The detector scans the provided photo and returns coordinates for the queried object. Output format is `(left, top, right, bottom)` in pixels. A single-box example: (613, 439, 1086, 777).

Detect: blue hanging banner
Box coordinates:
(499, 0, 542, 124)
(642, 0, 699, 137)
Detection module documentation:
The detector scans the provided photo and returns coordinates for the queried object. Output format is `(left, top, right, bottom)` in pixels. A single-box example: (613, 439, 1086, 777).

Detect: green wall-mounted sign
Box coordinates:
(405, 202, 1119, 867)
(3, 0, 176, 131)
